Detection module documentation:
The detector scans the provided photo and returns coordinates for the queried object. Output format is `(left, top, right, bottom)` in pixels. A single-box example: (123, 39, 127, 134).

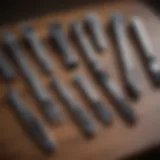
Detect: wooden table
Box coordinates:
(0, 1, 160, 160)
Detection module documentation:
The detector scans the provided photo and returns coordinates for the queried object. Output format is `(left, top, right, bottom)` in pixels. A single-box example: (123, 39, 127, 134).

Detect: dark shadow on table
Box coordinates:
(0, 0, 158, 26)
(0, 0, 115, 25)
(122, 146, 160, 160)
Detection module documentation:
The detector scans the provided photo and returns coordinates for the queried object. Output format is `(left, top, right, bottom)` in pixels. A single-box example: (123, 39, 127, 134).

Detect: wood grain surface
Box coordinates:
(0, 1, 160, 160)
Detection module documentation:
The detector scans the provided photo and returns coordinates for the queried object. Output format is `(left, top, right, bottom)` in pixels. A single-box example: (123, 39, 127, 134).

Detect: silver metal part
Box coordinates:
(4, 32, 62, 124)
(22, 24, 53, 75)
(70, 21, 137, 124)
(73, 73, 112, 124)
(84, 13, 107, 51)
(8, 89, 56, 152)
(51, 77, 96, 137)
(110, 13, 140, 99)
(0, 53, 16, 81)
(130, 17, 160, 85)
(49, 23, 78, 69)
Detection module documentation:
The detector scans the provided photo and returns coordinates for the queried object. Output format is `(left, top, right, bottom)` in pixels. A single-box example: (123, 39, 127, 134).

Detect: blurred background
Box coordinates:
(0, 0, 160, 159)
(0, 0, 159, 25)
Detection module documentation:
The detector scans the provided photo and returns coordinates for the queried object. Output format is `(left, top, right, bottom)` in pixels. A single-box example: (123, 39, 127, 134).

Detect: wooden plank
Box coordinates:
(0, 1, 160, 160)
